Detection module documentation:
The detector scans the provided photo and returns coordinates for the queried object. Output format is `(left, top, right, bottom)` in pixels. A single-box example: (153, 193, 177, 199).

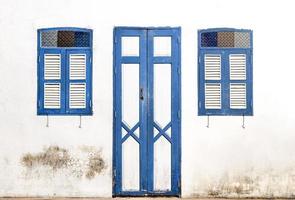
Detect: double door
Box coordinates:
(113, 27, 181, 196)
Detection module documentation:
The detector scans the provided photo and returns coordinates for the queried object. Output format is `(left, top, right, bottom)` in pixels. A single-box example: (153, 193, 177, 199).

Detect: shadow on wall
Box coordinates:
(21, 145, 106, 180)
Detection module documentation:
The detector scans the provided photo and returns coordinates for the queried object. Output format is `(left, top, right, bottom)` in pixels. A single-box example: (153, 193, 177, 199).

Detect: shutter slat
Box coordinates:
(70, 54, 86, 80)
(230, 54, 246, 80)
(205, 83, 221, 109)
(69, 83, 86, 109)
(44, 83, 60, 109)
(230, 83, 246, 109)
(44, 54, 61, 80)
(205, 54, 221, 80)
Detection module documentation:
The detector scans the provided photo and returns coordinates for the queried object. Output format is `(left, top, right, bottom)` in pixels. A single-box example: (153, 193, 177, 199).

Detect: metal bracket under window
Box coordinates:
(46, 114, 49, 128)
(79, 115, 82, 128)
(206, 115, 210, 128)
(242, 114, 245, 129)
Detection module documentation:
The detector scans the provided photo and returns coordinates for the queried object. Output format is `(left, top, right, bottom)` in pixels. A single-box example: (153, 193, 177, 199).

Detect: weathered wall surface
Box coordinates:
(1, 0, 295, 198)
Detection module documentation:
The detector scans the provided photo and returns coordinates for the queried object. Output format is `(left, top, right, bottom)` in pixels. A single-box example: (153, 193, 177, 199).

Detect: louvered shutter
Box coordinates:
(230, 54, 246, 80)
(229, 53, 247, 109)
(44, 83, 61, 108)
(69, 54, 86, 79)
(43, 53, 61, 109)
(230, 83, 246, 109)
(204, 54, 222, 110)
(44, 54, 61, 79)
(205, 54, 221, 80)
(69, 54, 87, 109)
(70, 83, 86, 108)
(205, 83, 221, 109)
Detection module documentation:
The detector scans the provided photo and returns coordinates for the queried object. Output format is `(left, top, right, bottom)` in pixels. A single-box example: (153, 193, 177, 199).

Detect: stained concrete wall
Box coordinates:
(1, 0, 295, 198)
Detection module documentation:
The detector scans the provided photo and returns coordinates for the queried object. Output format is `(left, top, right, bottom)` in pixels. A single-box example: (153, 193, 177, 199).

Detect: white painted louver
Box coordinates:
(205, 83, 221, 109)
(69, 83, 86, 109)
(230, 54, 246, 80)
(230, 83, 246, 109)
(70, 54, 86, 80)
(44, 54, 61, 80)
(44, 83, 60, 109)
(205, 54, 221, 80)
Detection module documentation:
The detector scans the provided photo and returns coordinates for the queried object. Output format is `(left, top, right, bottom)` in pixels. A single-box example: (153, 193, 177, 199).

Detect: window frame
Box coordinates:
(198, 28, 253, 116)
(37, 27, 93, 115)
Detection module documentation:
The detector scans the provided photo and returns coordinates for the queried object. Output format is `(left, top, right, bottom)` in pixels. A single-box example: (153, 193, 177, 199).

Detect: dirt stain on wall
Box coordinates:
(206, 174, 259, 197)
(21, 145, 106, 179)
(85, 151, 105, 179)
(21, 146, 70, 170)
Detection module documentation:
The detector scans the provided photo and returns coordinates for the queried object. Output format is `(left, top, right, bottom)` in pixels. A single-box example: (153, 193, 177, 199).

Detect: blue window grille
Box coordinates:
(198, 28, 253, 116)
(37, 27, 93, 115)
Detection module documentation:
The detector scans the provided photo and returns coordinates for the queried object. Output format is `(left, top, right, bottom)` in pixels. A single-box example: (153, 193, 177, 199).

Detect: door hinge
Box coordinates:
(114, 111, 117, 118)
(177, 67, 181, 74)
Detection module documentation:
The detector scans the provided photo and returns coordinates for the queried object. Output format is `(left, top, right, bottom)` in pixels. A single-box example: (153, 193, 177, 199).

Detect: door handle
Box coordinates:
(140, 88, 144, 100)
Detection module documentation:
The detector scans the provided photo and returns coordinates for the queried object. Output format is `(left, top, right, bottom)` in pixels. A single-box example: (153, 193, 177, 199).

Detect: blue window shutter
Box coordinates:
(38, 49, 66, 115)
(66, 49, 92, 115)
(226, 49, 253, 115)
(199, 50, 224, 115)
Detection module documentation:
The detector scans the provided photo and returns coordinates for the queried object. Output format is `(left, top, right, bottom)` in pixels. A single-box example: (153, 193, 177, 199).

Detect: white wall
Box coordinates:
(1, 0, 295, 197)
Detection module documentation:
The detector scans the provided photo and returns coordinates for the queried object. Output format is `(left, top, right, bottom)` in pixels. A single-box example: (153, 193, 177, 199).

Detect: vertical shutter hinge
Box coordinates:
(115, 37, 118, 44)
(114, 67, 117, 74)
(177, 36, 180, 44)
(177, 67, 180, 74)
(114, 110, 117, 118)
(199, 101, 201, 108)
(90, 56, 92, 64)
(178, 110, 181, 119)
(90, 99, 92, 107)
(38, 100, 41, 108)
(38, 55, 40, 63)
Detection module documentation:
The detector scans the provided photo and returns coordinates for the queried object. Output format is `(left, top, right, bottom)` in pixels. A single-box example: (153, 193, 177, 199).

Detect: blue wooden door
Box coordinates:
(113, 27, 181, 197)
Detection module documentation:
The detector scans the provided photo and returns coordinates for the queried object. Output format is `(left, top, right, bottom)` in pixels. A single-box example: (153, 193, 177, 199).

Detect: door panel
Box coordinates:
(113, 27, 181, 197)
(152, 63, 172, 191)
(121, 63, 140, 191)
(147, 29, 181, 196)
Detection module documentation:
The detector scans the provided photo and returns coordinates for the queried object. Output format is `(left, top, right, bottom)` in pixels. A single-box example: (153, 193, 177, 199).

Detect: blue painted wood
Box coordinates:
(37, 28, 93, 115)
(113, 27, 148, 196)
(66, 49, 92, 115)
(113, 27, 181, 197)
(198, 28, 253, 116)
(37, 48, 66, 115)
